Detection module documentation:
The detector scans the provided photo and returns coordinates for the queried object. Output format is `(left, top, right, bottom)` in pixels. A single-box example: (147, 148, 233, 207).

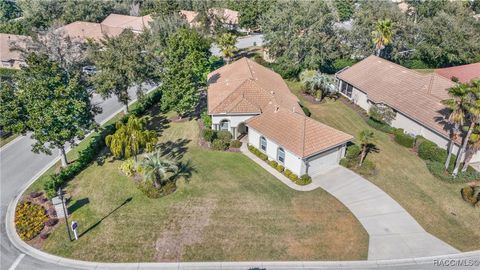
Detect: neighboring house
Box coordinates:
(336, 55, 480, 163)
(207, 58, 353, 176)
(179, 8, 240, 31)
(0, 33, 31, 69)
(435, 62, 480, 83)
(57, 13, 153, 42)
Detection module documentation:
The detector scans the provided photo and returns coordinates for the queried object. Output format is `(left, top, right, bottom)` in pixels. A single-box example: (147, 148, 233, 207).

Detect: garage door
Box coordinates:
(307, 147, 340, 176)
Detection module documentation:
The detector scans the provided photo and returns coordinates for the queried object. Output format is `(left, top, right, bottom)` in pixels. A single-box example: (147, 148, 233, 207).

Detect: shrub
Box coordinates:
(357, 159, 376, 176)
(44, 218, 58, 227)
(276, 164, 285, 172)
(211, 139, 229, 151)
(268, 160, 278, 168)
(394, 129, 415, 148)
(29, 191, 43, 199)
(288, 173, 299, 183)
(120, 159, 136, 177)
(332, 58, 357, 72)
(15, 202, 48, 241)
(426, 161, 480, 183)
(258, 152, 268, 161)
(137, 181, 161, 199)
(297, 174, 312, 185)
(230, 140, 242, 148)
(369, 105, 396, 125)
(200, 111, 212, 128)
(284, 169, 292, 178)
(417, 140, 448, 163)
(366, 118, 394, 133)
(202, 129, 216, 142)
(460, 186, 478, 205)
(345, 144, 361, 160)
(216, 130, 233, 142)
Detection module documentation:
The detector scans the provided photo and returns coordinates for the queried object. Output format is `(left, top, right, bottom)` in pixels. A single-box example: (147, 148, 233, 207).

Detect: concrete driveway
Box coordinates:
(311, 166, 459, 260)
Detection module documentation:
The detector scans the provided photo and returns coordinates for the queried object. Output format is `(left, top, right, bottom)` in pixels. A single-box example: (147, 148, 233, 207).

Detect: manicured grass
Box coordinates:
(0, 133, 19, 148)
(37, 117, 368, 262)
(288, 81, 480, 251)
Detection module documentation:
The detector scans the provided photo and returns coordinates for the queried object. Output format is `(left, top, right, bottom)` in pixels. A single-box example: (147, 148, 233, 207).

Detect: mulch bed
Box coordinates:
(21, 191, 60, 248)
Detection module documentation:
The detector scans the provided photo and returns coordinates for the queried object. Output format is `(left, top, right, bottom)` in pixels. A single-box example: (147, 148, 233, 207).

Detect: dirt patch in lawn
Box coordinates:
(155, 198, 217, 261)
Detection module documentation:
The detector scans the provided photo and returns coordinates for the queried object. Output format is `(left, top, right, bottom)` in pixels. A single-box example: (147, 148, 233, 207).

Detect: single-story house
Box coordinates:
(435, 62, 480, 83)
(57, 13, 153, 42)
(0, 33, 31, 69)
(180, 8, 240, 31)
(336, 55, 480, 163)
(207, 58, 353, 176)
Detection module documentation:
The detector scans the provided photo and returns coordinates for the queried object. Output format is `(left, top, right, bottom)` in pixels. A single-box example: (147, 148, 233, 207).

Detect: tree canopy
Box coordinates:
(160, 28, 212, 117)
(0, 54, 97, 166)
(89, 29, 157, 113)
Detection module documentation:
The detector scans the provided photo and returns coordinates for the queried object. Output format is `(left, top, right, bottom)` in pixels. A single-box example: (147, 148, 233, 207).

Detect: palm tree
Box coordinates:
(442, 84, 467, 169)
(105, 116, 157, 160)
(462, 131, 480, 171)
(358, 129, 375, 166)
(299, 70, 333, 101)
(217, 33, 237, 64)
(453, 82, 480, 175)
(140, 151, 179, 189)
(372, 19, 393, 57)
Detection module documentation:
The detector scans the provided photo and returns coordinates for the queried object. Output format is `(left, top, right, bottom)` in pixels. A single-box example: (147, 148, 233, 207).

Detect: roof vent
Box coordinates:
(292, 107, 296, 113)
(274, 106, 279, 112)
(270, 91, 275, 95)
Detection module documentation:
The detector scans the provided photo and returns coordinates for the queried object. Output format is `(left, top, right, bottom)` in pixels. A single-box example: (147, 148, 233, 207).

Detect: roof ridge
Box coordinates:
(244, 58, 255, 79)
(210, 78, 251, 113)
(302, 115, 307, 156)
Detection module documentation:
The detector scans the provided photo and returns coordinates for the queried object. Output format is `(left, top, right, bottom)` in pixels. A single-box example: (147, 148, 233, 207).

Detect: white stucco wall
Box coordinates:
(212, 114, 257, 128)
(351, 88, 371, 111)
(305, 144, 346, 176)
(248, 128, 305, 175)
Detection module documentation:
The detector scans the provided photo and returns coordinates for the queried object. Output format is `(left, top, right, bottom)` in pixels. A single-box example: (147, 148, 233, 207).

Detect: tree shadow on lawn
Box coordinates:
(157, 139, 191, 161)
(68, 198, 90, 214)
(78, 197, 132, 238)
(147, 105, 170, 134)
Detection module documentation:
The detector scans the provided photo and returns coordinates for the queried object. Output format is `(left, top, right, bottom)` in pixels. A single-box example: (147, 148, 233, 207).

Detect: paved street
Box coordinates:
(210, 34, 264, 56)
(0, 85, 153, 270)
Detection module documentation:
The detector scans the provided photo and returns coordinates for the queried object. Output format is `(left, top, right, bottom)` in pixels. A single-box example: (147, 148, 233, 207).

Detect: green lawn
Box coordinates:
(36, 115, 368, 262)
(288, 81, 480, 251)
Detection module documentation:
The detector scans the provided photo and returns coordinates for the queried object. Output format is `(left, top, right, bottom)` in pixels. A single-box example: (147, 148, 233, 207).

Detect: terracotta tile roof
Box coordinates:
(435, 63, 480, 83)
(209, 8, 239, 25)
(207, 57, 303, 115)
(247, 105, 353, 158)
(337, 55, 455, 138)
(101, 14, 153, 32)
(56, 21, 122, 42)
(0, 33, 31, 69)
(179, 10, 200, 27)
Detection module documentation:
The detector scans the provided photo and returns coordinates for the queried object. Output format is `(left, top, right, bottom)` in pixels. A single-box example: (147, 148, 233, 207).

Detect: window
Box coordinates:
(260, 136, 267, 151)
(340, 81, 353, 98)
(277, 147, 285, 164)
(220, 120, 229, 131)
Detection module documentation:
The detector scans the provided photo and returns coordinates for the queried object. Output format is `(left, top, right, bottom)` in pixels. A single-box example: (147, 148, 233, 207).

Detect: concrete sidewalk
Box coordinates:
(311, 167, 459, 260)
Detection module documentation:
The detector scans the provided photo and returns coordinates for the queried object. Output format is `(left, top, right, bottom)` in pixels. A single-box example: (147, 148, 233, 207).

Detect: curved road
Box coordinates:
(1, 86, 151, 270)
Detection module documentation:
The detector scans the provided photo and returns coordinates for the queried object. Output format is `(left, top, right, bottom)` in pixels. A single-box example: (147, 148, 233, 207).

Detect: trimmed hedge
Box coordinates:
(297, 174, 312, 185)
(202, 129, 216, 142)
(211, 139, 229, 151)
(230, 140, 242, 148)
(394, 129, 415, 148)
(216, 130, 232, 142)
(43, 88, 162, 198)
(366, 118, 394, 133)
(248, 145, 268, 161)
(426, 161, 480, 183)
(417, 140, 448, 163)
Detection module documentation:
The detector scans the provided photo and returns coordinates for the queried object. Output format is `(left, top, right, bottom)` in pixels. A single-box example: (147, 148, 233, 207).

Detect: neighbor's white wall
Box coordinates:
(351, 88, 371, 111)
(248, 128, 305, 175)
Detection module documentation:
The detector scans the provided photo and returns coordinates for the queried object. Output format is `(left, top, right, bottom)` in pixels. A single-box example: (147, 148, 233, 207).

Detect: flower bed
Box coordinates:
(248, 145, 312, 185)
(15, 201, 48, 241)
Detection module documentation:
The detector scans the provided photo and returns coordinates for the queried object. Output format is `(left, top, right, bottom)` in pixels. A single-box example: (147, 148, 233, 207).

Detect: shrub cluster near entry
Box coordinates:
(393, 129, 415, 148)
(43, 88, 162, 198)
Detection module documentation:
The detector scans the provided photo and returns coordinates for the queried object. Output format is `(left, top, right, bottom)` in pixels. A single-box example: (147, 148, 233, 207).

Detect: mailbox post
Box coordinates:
(71, 221, 79, 240)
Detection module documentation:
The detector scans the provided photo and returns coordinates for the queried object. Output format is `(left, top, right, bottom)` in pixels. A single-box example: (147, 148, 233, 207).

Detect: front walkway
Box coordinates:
(240, 144, 459, 260)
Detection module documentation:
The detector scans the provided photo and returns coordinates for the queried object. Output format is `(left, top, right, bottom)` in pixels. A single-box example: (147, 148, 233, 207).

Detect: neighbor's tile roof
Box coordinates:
(209, 8, 239, 25)
(179, 10, 200, 27)
(435, 63, 480, 83)
(207, 57, 303, 115)
(56, 21, 122, 42)
(337, 55, 455, 138)
(0, 33, 31, 68)
(101, 14, 153, 32)
(247, 105, 353, 158)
